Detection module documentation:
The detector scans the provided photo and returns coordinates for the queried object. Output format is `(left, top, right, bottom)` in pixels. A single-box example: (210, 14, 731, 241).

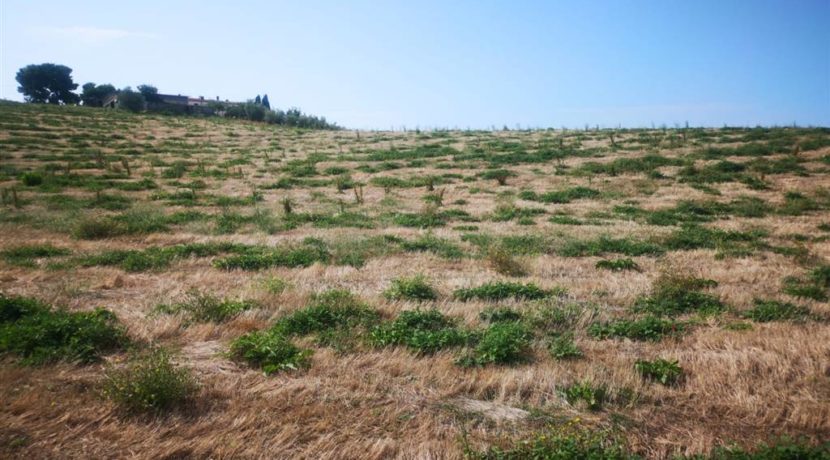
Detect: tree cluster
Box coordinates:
(15, 63, 339, 129)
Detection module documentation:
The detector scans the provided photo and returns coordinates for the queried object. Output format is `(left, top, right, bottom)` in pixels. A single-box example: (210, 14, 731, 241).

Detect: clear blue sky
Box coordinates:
(1, 1, 828, 129)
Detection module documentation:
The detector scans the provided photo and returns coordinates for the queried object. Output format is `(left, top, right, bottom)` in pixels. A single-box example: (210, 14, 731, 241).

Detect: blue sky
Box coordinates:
(1, 1, 828, 129)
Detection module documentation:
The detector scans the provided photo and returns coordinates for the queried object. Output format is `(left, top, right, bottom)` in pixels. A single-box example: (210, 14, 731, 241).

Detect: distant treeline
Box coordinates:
(14, 62, 340, 130)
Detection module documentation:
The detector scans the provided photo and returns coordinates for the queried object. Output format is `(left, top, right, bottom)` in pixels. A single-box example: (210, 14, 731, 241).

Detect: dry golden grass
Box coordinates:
(0, 102, 828, 458)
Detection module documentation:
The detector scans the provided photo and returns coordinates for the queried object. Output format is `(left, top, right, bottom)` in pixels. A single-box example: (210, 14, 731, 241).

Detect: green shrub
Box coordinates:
(635, 358, 682, 385)
(634, 275, 724, 316)
(73, 216, 125, 239)
(458, 322, 532, 366)
(741, 299, 812, 322)
(589, 316, 683, 341)
(229, 329, 312, 374)
(782, 265, 829, 301)
(273, 289, 379, 336)
(214, 241, 330, 270)
(1, 244, 71, 267)
(464, 424, 635, 459)
(0, 301, 125, 364)
(103, 348, 197, 414)
(559, 236, 664, 257)
(384, 275, 438, 301)
(399, 234, 464, 259)
(481, 168, 515, 186)
(595, 258, 640, 272)
(0, 294, 49, 322)
(20, 172, 43, 186)
(560, 381, 607, 411)
(486, 246, 527, 277)
(454, 281, 554, 301)
(393, 211, 446, 228)
(370, 309, 470, 354)
(479, 306, 522, 323)
(155, 290, 256, 323)
(705, 437, 829, 459)
(548, 333, 583, 360)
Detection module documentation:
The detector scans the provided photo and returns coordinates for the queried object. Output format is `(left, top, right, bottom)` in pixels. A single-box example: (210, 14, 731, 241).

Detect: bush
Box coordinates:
(229, 329, 312, 374)
(635, 358, 682, 385)
(1, 244, 70, 267)
(634, 275, 725, 316)
(549, 333, 583, 360)
(589, 316, 683, 341)
(479, 306, 522, 323)
(454, 281, 554, 301)
(560, 381, 608, 411)
(0, 299, 125, 364)
(465, 425, 635, 459)
(384, 275, 438, 301)
(213, 241, 330, 270)
(706, 437, 829, 459)
(155, 290, 256, 323)
(73, 216, 125, 240)
(782, 265, 829, 301)
(273, 289, 378, 336)
(0, 294, 49, 323)
(486, 245, 528, 277)
(103, 348, 197, 414)
(595, 258, 640, 272)
(742, 299, 812, 322)
(20, 172, 43, 186)
(370, 309, 470, 354)
(481, 168, 515, 186)
(458, 322, 532, 366)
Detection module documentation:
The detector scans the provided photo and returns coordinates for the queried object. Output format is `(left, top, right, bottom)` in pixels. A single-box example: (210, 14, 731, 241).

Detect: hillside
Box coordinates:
(1, 101, 829, 458)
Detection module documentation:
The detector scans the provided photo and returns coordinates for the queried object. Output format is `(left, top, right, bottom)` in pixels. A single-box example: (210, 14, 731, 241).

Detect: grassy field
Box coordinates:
(1, 100, 829, 458)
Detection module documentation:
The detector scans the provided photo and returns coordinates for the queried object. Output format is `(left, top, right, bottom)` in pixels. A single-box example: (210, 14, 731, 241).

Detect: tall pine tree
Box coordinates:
(261, 94, 270, 109)
(254, 94, 261, 105)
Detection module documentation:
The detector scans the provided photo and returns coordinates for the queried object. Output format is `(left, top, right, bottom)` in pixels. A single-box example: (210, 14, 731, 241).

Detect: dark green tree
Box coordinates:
(118, 87, 146, 113)
(137, 84, 162, 103)
(254, 94, 261, 105)
(80, 83, 116, 107)
(16, 63, 80, 104)
(261, 94, 270, 109)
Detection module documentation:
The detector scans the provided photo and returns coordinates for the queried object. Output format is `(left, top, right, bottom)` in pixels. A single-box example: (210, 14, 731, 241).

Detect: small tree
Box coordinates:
(254, 95, 262, 105)
(137, 84, 162, 103)
(80, 82, 116, 107)
(16, 63, 80, 104)
(261, 94, 271, 109)
(118, 87, 146, 113)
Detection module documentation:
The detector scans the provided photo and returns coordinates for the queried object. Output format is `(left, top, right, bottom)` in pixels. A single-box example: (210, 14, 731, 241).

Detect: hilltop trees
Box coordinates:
(262, 94, 270, 109)
(137, 85, 162, 103)
(16, 63, 80, 104)
(80, 83, 116, 107)
(118, 87, 146, 113)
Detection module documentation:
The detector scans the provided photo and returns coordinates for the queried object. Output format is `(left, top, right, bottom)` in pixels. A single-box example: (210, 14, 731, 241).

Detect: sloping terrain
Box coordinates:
(1, 101, 828, 458)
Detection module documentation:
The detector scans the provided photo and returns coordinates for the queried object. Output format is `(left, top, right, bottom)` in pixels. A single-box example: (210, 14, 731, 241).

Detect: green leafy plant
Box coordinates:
(155, 290, 256, 323)
(103, 348, 198, 414)
(458, 322, 532, 366)
(595, 258, 640, 272)
(741, 299, 812, 322)
(384, 275, 438, 301)
(548, 333, 583, 360)
(560, 381, 608, 411)
(635, 358, 682, 385)
(454, 281, 555, 301)
(589, 316, 684, 341)
(634, 275, 725, 316)
(370, 309, 471, 354)
(0, 295, 126, 364)
(229, 329, 312, 375)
